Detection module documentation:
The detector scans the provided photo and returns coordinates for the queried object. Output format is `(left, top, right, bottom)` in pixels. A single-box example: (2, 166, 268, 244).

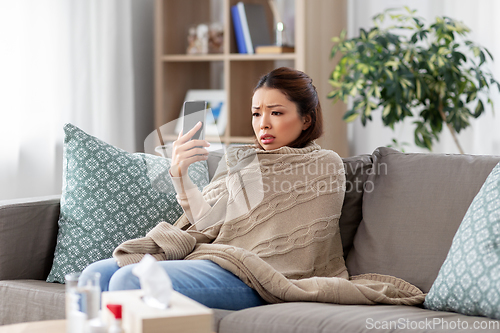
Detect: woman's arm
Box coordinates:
(168, 122, 213, 229)
(170, 170, 212, 229)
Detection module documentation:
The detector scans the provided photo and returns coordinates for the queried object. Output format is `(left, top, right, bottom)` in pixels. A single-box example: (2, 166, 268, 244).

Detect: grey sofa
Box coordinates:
(1, 147, 500, 332)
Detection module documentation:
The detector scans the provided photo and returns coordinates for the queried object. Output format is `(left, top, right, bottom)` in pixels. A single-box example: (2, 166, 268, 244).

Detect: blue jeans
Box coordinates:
(80, 258, 266, 311)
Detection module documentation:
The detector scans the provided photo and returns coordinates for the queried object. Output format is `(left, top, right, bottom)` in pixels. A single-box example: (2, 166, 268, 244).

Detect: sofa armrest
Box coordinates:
(0, 195, 60, 281)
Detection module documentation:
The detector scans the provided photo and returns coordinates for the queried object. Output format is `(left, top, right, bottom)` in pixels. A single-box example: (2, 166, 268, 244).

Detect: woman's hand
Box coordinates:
(170, 121, 210, 177)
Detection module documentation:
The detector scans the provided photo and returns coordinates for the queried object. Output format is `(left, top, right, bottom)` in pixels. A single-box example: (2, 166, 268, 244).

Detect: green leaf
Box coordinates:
(467, 91, 477, 103)
(342, 110, 359, 122)
(385, 60, 400, 69)
(340, 30, 347, 40)
(365, 103, 372, 117)
(368, 29, 378, 40)
(479, 50, 486, 66)
(382, 104, 391, 117)
(360, 29, 367, 41)
(328, 80, 343, 88)
(488, 97, 495, 116)
(474, 99, 484, 117)
(485, 47, 494, 61)
(427, 60, 435, 72)
(396, 105, 402, 117)
(327, 90, 338, 99)
(385, 69, 394, 80)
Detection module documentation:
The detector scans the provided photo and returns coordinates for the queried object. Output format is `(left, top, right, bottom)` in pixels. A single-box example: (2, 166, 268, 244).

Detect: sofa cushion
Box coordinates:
(339, 154, 372, 258)
(0, 196, 60, 280)
(218, 302, 500, 333)
(424, 161, 500, 319)
(46, 124, 209, 283)
(0, 280, 65, 325)
(346, 147, 500, 293)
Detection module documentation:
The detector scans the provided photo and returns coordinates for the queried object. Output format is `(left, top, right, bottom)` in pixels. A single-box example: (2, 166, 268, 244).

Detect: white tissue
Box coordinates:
(132, 254, 173, 309)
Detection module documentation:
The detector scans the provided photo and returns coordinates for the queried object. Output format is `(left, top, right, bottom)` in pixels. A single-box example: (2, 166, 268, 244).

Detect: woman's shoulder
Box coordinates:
(308, 143, 343, 163)
(314, 149, 343, 171)
(318, 148, 342, 161)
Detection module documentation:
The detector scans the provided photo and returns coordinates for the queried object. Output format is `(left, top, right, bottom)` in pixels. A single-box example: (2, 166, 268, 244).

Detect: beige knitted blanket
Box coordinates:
(114, 143, 425, 305)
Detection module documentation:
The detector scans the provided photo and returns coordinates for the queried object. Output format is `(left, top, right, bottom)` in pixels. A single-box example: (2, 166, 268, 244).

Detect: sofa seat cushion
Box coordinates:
(219, 302, 500, 333)
(0, 280, 65, 325)
(346, 147, 500, 293)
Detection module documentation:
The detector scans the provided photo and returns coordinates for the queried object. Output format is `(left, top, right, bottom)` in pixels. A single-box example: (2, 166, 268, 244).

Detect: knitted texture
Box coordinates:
(114, 223, 196, 266)
(114, 143, 425, 305)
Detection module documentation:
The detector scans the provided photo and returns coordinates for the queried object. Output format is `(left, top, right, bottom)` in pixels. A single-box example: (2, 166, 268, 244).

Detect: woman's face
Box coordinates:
(252, 87, 310, 150)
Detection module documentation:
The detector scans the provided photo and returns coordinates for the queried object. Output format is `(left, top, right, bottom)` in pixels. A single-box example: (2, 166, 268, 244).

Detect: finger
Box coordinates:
(173, 141, 207, 157)
(181, 153, 209, 167)
(182, 140, 210, 151)
(178, 121, 202, 144)
(173, 152, 208, 176)
(178, 147, 209, 161)
(171, 139, 209, 164)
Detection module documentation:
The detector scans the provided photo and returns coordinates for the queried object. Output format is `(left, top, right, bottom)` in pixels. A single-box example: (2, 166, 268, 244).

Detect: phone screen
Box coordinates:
(182, 100, 207, 140)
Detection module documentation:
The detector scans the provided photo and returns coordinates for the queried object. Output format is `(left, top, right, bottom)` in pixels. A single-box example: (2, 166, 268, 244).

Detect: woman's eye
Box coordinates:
(252, 112, 260, 117)
(272, 111, 281, 115)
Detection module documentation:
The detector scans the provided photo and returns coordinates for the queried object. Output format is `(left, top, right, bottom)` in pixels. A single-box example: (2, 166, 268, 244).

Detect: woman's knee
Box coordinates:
(109, 264, 141, 291)
(80, 258, 119, 292)
(156, 260, 267, 310)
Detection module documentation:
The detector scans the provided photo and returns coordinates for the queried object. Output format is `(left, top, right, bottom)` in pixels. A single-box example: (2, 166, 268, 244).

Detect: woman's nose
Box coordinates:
(260, 113, 271, 129)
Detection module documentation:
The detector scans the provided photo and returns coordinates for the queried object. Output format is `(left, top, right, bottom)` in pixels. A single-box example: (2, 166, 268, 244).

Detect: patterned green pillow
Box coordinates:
(46, 124, 209, 283)
(424, 161, 500, 319)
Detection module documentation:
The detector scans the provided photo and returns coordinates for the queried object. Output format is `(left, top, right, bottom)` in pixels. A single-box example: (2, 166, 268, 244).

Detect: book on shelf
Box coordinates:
(255, 45, 295, 54)
(231, 5, 247, 53)
(233, 2, 272, 54)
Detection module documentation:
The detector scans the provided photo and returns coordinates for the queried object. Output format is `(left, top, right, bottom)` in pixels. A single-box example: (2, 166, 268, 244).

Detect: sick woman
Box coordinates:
(81, 67, 424, 310)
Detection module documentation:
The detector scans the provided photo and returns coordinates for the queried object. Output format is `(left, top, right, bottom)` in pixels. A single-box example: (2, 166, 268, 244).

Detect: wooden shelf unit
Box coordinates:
(155, 0, 349, 155)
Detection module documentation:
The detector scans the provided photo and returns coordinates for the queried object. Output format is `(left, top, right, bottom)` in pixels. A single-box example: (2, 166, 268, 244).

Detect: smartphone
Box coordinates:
(182, 100, 207, 141)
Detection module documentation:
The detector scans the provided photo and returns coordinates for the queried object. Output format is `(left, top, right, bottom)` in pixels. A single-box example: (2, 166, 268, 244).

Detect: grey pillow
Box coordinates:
(345, 147, 500, 292)
(46, 124, 209, 283)
(339, 154, 372, 258)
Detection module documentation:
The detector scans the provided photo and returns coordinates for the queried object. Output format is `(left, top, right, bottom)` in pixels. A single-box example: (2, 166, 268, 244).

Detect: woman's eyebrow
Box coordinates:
(252, 104, 284, 109)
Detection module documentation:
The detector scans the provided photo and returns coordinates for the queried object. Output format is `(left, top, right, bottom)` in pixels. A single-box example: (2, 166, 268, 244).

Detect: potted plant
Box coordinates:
(328, 7, 500, 153)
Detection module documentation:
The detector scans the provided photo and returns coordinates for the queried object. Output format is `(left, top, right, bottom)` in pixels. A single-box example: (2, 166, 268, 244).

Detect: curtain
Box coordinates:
(347, 0, 500, 156)
(0, 0, 140, 201)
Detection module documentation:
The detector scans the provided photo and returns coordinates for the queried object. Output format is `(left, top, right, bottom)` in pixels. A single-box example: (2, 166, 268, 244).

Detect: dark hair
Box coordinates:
(253, 67, 323, 148)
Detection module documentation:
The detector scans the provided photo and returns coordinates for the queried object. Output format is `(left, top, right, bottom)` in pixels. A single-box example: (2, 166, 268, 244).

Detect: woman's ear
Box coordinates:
(302, 115, 312, 130)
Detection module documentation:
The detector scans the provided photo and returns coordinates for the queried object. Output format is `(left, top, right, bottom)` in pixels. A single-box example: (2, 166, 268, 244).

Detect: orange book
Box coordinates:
(255, 45, 295, 54)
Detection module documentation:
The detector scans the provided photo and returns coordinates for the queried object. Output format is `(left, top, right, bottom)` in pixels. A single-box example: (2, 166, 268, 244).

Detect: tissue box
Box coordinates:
(102, 290, 213, 333)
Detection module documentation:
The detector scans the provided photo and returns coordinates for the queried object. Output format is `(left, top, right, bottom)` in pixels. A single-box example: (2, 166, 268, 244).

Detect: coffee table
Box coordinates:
(0, 319, 65, 333)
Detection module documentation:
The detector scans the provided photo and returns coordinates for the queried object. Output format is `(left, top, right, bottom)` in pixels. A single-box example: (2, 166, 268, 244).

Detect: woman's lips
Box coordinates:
(260, 135, 275, 144)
